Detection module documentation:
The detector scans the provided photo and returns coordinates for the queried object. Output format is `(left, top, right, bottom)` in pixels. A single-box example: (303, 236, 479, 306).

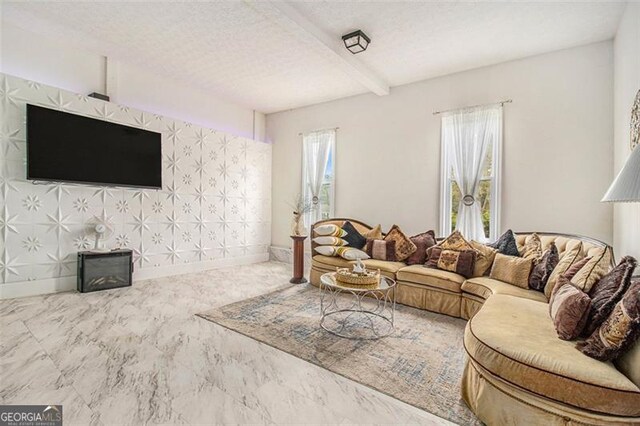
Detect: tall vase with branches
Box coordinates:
(289, 195, 314, 237)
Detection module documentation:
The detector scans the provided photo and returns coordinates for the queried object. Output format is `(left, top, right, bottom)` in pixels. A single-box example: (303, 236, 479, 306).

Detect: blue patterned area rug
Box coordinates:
(197, 285, 478, 425)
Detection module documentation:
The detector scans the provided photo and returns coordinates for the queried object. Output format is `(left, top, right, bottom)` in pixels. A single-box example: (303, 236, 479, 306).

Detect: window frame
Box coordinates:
(439, 111, 502, 242)
(319, 147, 336, 221)
(301, 129, 336, 227)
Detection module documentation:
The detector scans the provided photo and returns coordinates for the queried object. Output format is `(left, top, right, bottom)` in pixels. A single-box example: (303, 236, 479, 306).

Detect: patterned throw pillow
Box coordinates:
(583, 256, 637, 337)
(544, 243, 584, 299)
(577, 280, 640, 361)
(383, 225, 417, 262)
(363, 225, 383, 240)
(365, 239, 396, 261)
(314, 224, 347, 237)
(489, 253, 533, 289)
(439, 230, 474, 251)
(520, 233, 543, 262)
(529, 242, 559, 291)
(571, 247, 612, 293)
(405, 230, 437, 266)
(488, 229, 519, 257)
(312, 236, 348, 246)
(341, 221, 367, 249)
(426, 247, 476, 278)
(470, 241, 498, 277)
(549, 276, 592, 340)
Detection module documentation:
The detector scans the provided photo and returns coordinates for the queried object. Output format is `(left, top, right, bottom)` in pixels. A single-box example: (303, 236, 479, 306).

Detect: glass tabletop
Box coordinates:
(320, 272, 396, 292)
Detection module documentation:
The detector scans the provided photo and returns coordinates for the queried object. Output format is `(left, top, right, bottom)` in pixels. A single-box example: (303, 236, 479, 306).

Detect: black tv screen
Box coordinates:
(27, 104, 162, 189)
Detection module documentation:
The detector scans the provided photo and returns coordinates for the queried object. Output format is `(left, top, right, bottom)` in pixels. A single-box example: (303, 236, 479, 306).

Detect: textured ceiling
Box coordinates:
(296, 1, 626, 87)
(2, 1, 626, 113)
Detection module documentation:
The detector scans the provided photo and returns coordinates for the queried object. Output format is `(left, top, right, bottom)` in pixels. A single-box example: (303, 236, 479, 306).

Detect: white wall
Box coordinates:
(613, 2, 640, 261)
(0, 74, 272, 299)
(0, 20, 273, 298)
(0, 22, 265, 141)
(268, 42, 614, 249)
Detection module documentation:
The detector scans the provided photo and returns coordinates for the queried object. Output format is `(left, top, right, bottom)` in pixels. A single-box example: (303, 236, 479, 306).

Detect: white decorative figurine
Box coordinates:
(353, 258, 366, 274)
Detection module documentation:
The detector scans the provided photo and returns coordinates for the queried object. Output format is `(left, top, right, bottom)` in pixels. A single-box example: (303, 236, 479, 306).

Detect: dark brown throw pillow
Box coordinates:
(405, 230, 437, 265)
(488, 229, 519, 257)
(583, 256, 637, 336)
(426, 247, 476, 279)
(549, 276, 592, 340)
(529, 242, 559, 292)
(364, 239, 396, 261)
(577, 280, 640, 361)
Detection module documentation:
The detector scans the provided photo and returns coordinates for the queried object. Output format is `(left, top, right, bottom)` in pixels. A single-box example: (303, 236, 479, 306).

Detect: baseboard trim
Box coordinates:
(0, 253, 270, 300)
(0, 276, 78, 300)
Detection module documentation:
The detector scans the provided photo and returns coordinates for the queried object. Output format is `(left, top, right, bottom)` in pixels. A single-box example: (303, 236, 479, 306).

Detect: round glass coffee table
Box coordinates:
(319, 272, 396, 340)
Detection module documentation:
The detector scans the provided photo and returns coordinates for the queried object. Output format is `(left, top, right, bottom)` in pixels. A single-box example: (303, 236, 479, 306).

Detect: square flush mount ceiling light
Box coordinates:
(342, 30, 370, 54)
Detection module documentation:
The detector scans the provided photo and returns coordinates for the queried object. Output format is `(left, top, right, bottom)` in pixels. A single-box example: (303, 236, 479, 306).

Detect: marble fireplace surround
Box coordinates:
(0, 73, 272, 299)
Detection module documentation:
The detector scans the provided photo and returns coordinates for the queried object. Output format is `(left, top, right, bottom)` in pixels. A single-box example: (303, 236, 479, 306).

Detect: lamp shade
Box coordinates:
(602, 144, 640, 202)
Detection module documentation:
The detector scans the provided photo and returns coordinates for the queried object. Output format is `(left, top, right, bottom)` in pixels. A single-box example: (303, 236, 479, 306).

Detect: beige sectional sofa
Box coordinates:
(309, 218, 640, 425)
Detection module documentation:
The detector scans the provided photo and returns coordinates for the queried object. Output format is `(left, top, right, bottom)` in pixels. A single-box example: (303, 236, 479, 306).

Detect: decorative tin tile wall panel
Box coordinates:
(0, 73, 272, 285)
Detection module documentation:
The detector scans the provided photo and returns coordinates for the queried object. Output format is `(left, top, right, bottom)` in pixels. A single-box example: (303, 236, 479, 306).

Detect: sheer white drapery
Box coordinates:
(302, 129, 335, 226)
(441, 106, 501, 242)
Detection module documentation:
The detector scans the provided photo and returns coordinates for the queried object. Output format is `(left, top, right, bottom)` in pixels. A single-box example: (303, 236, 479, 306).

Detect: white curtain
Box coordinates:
(302, 129, 335, 226)
(442, 106, 501, 242)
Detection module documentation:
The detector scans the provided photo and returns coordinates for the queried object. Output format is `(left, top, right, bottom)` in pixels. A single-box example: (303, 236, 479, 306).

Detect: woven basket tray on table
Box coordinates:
(334, 267, 381, 289)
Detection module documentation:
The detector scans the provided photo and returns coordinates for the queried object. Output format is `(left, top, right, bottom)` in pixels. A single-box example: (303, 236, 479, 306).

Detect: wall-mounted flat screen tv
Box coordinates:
(27, 104, 162, 189)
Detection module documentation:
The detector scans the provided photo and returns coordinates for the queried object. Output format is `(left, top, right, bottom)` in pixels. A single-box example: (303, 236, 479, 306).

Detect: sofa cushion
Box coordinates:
(571, 247, 612, 293)
(363, 224, 383, 240)
(362, 259, 406, 274)
(617, 337, 640, 389)
(438, 230, 476, 252)
(528, 242, 559, 291)
(341, 220, 367, 249)
(312, 255, 353, 270)
(314, 224, 347, 237)
(578, 280, 640, 361)
(405, 230, 437, 265)
(383, 224, 416, 261)
(470, 240, 498, 277)
(462, 277, 547, 303)
(489, 253, 533, 289)
(313, 246, 369, 260)
(545, 242, 584, 299)
(464, 294, 640, 416)
(312, 236, 348, 246)
(548, 276, 592, 340)
(585, 256, 637, 337)
(396, 265, 465, 293)
(364, 239, 396, 261)
(520, 232, 543, 261)
(426, 247, 477, 279)
(488, 229, 519, 257)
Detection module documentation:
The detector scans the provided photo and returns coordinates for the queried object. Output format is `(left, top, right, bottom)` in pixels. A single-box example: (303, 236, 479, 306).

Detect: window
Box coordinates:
(439, 106, 502, 242)
(302, 129, 336, 228)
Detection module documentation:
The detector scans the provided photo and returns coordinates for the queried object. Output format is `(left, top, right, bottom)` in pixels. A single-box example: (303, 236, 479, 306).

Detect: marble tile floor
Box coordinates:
(0, 261, 453, 425)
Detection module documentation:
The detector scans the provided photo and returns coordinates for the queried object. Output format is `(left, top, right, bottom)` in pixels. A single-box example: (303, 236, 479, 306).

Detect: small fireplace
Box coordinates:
(77, 249, 133, 293)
